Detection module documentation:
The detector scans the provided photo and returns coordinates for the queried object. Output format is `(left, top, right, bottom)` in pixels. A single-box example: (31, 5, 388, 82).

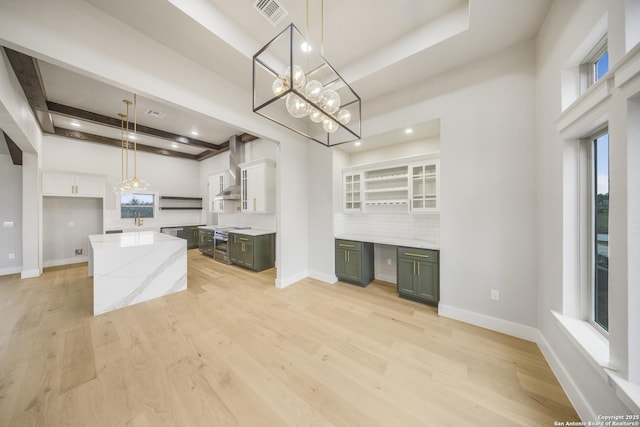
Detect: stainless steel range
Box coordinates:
(213, 227, 250, 264)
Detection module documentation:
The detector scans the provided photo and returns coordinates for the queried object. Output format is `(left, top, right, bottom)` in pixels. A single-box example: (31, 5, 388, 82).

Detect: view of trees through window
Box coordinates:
(121, 193, 155, 218)
(594, 133, 609, 332)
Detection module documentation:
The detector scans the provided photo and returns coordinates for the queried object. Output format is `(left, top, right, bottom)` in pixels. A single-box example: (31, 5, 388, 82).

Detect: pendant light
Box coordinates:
(114, 94, 150, 194)
(252, 0, 361, 147)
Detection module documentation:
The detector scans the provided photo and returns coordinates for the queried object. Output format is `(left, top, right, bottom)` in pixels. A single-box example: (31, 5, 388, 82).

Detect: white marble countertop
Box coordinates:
(335, 233, 439, 250)
(90, 231, 180, 250)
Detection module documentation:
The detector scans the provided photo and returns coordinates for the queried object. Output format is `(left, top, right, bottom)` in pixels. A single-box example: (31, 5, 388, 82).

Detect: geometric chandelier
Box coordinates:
(252, 22, 361, 147)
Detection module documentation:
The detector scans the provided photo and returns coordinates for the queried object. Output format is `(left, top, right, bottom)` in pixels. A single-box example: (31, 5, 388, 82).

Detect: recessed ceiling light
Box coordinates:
(171, 143, 179, 149)
(354, 141, 361, 146)
(191, 130, 199, 136)
(404, 128, 413, 134)
(128, 133, 137, 140)
(70, 122, 81, 128)
(301, 42, 311, 52)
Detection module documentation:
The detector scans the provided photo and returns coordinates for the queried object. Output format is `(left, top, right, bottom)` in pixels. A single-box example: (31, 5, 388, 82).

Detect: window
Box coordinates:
(592, 132, 609, 333)
(120, 193, 155, 218)
(579, 36, 608, 93)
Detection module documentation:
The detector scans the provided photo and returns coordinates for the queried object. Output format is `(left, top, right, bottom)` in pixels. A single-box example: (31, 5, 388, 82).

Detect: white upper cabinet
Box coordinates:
(208, 171, 231, 213)
(409, 159, 439, 213)
(342, 154, 439, 214)
(343, 172, 362, 212)
(240, 159, 275, 214)
(42, 171, 105, 197)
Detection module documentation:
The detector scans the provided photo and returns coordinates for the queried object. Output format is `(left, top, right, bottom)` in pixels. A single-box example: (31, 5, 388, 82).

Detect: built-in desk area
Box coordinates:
(334, 234, 440, 306)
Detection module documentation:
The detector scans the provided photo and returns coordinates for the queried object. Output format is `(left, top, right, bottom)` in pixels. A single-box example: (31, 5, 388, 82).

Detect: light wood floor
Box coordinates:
(0, 250, 579, 426)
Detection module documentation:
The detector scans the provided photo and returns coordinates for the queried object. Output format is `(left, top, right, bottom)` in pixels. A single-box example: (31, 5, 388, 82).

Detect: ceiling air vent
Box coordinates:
(253, 0, 288, 26)
(145, 109, 165, 119)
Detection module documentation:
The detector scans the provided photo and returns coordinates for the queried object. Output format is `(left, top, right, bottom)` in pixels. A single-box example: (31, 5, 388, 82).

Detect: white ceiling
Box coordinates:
(8, 0, 553, 156)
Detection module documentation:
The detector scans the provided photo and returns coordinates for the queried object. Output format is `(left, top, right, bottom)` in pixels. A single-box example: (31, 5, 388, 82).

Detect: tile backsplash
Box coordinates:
(335, 212, 440, 247)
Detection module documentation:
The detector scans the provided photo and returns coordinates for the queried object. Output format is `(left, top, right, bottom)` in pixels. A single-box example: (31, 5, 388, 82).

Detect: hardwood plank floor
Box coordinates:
(0, 250, 579, 426)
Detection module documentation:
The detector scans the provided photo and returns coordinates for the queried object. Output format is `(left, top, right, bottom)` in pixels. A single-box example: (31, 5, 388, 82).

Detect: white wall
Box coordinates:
(42, 135, 202, 231)
(0, 151, 22, 275)
(536, 0, 639, 418)
(347, 137, 440, 166)
(362, 40, 539, 337)
(42, 196, 102, 267)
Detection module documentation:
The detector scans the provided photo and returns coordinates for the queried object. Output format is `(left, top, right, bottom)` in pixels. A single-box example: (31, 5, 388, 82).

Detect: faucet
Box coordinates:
(135, 212, 144, 227)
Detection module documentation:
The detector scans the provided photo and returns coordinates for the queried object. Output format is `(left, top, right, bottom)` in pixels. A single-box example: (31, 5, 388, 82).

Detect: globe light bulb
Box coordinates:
(286, 93, 310, 118)
(305, 80, 323, 103)
(321, 90, 340, 114)
(322, 117, 339, 133)
(285, 65, 306, 90)
(337, 109, 352, 125)
(309, 108, 323, 123)
(272, 78, 287, 96)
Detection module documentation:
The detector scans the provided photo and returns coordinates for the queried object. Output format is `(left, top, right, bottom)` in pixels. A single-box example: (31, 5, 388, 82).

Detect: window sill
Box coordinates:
(552, 311, 640, 414)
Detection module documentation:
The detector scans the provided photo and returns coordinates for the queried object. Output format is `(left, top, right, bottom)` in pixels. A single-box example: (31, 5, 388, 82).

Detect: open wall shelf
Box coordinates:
(159, 196, 203, 210)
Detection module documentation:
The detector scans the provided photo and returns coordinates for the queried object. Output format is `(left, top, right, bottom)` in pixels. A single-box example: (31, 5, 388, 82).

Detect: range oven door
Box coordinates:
(213, 233, 230, 264)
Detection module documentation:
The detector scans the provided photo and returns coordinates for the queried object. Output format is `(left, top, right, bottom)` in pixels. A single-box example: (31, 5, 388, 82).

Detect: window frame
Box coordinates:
(119, 192, 157, 219)
(579, 35, 608, 93)
(586, 128, 610, 337)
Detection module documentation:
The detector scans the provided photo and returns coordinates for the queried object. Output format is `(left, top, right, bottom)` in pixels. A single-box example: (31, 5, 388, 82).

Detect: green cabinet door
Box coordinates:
(335, 239, 374, 287)
(397, 257, 417, 295)
(416, 260, 438, 302)
(397, 247, 439, 305)
(230, 233, 276, 272)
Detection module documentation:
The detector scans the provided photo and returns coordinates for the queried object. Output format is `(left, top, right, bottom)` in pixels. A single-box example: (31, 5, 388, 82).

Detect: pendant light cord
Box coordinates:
(133, 94, 137, 179)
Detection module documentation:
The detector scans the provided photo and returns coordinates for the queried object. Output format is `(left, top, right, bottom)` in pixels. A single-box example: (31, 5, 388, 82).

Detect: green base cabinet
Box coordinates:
(198, 229, 214, 256)
(397, 247, 439, 305)
(230, 233, 275, 272)
(335, 239, 374, 287)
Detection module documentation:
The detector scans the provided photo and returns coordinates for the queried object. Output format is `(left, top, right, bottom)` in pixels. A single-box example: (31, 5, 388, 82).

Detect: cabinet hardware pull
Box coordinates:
(418, 262, 420, 275)
(413, 261, 416, 275)
(344, 251, 347, 262)
(347, 251, 350, 262)
(338, 244, 355, 248)
(253, 198, 256, 211)
(239, 237, 249, 241)
(404, 252, 429, 258)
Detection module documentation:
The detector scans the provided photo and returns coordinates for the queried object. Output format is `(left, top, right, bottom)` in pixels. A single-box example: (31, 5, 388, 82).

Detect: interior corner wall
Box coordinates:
(306, 141, 335, 283)
(275, 137, 309, 288)
(535, 0, 634, 419)
(362, 39, 539, 335)
(0, 152, 22, 275)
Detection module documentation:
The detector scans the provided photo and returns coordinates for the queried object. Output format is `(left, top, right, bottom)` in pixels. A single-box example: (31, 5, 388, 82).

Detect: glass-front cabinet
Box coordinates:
(409, 160, 439, 213)
(343, 172, 362, 212)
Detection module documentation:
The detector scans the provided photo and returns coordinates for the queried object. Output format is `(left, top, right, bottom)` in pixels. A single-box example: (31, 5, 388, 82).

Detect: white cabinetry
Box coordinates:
(342, 154, 439, 214)
(240, 159, 275, 213)
(208, 171, 231, 213)
(363, 165, 408, 211)
(343, 172, 362, 212)
(42, 171, 105, 197)
(409, 160, 439, 213)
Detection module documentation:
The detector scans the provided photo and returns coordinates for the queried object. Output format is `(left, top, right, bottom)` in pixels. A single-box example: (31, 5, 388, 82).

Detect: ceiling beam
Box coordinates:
(3, 132, 23, 165)
(53, 127, 199, 160)
(47, 101, 224, 152)
(3, 48, 55, 133)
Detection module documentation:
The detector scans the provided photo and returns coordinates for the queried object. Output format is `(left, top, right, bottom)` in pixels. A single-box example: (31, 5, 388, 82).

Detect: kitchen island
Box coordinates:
(88, 231, 187, 315)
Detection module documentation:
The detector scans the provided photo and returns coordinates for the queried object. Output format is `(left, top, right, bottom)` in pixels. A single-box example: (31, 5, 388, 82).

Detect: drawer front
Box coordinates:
(397, 246, 438, 262)
(335, 239, 362, 252)
(199, 229, 213, 237)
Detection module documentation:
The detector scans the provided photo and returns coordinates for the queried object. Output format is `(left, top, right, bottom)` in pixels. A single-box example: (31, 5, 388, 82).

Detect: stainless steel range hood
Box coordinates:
(214, 135, 244, 201)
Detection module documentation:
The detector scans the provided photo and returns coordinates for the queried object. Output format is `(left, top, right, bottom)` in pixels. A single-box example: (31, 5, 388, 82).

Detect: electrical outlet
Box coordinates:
(387, 259, 392, 266)
(3, 221, 14, 228)
(8, 253, 15, 259)
(490, 290, 500, 301)
(75, 249, 83, 255)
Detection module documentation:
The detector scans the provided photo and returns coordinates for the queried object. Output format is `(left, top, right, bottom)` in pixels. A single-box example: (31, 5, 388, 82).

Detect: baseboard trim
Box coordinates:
(536, 330, 596, 421)
(438, 304, 538, 342)
(0, 266, 22, 276)
(275, 270, 308, 289)
(375, 273, 396, 284)
(20, 268, 41, 279)
(43, 257, 88, 268)
(308, 271, 338, 284)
